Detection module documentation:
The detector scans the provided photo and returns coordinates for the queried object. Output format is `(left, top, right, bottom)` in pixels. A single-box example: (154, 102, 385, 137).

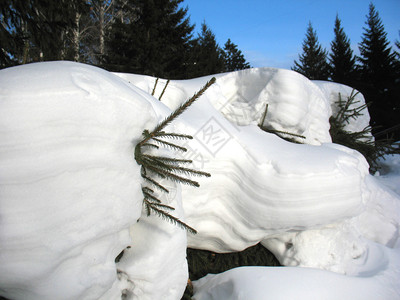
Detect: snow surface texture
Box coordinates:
(1, 62, 399, 299)
(0, 62, 187, 300)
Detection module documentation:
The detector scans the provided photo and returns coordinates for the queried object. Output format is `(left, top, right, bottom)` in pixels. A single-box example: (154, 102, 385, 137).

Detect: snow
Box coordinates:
(313, 80, 372, 138)
(1, 61, 399, 300)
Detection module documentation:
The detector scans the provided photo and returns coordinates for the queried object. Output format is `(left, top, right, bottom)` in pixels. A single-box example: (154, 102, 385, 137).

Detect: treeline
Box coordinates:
(0, 0, 250, 78)
(292, 3, 400, 141)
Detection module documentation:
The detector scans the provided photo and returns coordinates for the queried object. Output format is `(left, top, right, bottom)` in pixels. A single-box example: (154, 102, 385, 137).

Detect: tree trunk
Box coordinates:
(73, 12, 81, 62)
(99, 4, 105, 63)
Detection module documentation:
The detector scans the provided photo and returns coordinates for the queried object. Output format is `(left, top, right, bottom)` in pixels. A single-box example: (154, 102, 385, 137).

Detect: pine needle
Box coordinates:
(152, 137, 188, 152)
(146, 165, 200, 187)
(146, 203, 197, 234)
(155, 131, 193, 140)
(142, 174, 170, 193)
(143, 190, 162, 203)
(142, 154, 193, 164)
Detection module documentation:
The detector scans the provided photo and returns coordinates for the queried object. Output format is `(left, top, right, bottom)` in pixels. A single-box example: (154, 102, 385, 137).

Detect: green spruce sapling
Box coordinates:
(329, 90, 399, 172)
(135, 77, 216, 233)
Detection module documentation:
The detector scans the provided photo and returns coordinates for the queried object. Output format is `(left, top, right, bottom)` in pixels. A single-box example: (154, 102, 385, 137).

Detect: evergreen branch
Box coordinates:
(161, 165, 211, 177)
(145, 202, 151, 216)
(147, 77, 216, 141)
(146, 165, 200, 187)
(159, 79, 170, 100)
(142, 154, 193, 164)
(154, 131, 193, 140)
(266, 129, 306, 139)
(142, 174, 170, 193)
(259, 103, 268, 127)
(141, 143, 160, 149)
(141, 157, 182, 171)
(152, 137, 188, 152)
(144, 154, 209, 177)
(144, 201, 197, 234)
(151, 78, 159, 96)
(134, 79, 216, 234)
(141, 156, 175, 173)
(143, 166, 167, 179)
(142, 186, 155, 194)
(142, 129, 151, 139)
(143, 190, 162, 203)
(145, 201, 176, 211)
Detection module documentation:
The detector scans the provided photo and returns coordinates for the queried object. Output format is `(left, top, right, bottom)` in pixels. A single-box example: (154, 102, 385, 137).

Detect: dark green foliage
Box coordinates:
(356, 3, 399, 141)
(395, 32, 400, 59)
(223, 39, 251, 71)
(292, 22, 330, 80)
(357, 3, 397, 86)
(181, 244, 281, 299)
(135, 78, 216, 233)
(329, 15, 357, 85)
(185, 22, 226, 78)
(103, 0, 194, 78)
(329, 90, 400, 172)
(0, 0, 86, 66)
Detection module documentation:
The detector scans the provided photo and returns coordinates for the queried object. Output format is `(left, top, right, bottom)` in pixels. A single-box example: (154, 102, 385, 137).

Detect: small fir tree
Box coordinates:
(135, 78, 216, 233)
(292, 22, 330, 80)
(223, 39, 251, 71)
(329, 91, 400, 172)
(329, 15, 356, 85)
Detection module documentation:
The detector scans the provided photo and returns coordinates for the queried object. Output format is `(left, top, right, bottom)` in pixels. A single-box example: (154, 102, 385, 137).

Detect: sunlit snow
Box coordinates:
(0, 61, 399, 300)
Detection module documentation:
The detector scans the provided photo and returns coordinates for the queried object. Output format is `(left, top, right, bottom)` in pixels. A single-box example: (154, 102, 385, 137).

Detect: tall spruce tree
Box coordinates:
(222, 39, 251, 71)
(292, 22, 329, 80)
(329, 15, 356, 85)
(185, 22, 225, 78)
(357, 3, 399, 140)
(103, 0, 194, 78)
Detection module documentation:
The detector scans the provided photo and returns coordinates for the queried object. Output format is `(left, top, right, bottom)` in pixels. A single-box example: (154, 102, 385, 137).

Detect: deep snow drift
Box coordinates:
(0, 62, 399, 300)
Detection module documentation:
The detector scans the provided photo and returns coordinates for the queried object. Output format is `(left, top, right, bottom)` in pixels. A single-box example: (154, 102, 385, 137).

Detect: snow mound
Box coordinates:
(1, 62, 399, 300)
(0, 62, 187, 300)
(193, 242, 400, 300)
(117, 68, 332, 145)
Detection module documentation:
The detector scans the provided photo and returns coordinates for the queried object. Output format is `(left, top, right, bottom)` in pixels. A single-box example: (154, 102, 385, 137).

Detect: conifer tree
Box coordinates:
(223, 39, 251, 71)
(292, 22, 329, 80)
(1, 0, 85, 66)
(103, 0, 194, 78)
(357, 3, 399, 140)
(329, 15, 356, 85)
(186, 22, 225, 78)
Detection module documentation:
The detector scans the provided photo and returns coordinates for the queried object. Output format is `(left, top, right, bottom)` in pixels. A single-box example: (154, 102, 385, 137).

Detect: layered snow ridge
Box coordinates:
(1, 62, 399, 300)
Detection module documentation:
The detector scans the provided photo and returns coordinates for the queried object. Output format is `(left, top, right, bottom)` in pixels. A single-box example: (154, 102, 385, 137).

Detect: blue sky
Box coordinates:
(181, 0, 400, 69)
